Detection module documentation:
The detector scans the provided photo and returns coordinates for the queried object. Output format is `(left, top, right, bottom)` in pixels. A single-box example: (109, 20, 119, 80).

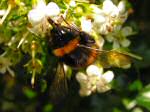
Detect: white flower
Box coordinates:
(92, 0, 128, 35)
(76, 72, 98, 96)
(0, 56, 15, 77)
(45, 2, 60, 17)
(28, 0, 46, 26)
(28, 8, 45, 26)
(0, 10, 6, 16)
(76, 65, 114, 96)
(105, 26, 134, 48)
(69, 0, 76, 7)
(27, 0, 60, 36)
(81, 17, 92, 33)
(102, 0, 119, 16)
(28, 1, 60, 25)
(96, 71, 114, 93)
(27, 17, 50, 37)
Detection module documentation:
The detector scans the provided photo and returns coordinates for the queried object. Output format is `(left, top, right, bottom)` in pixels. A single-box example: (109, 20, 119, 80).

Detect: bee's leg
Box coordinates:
(56, 4, 70, 24)
(56, 5, 81, 32)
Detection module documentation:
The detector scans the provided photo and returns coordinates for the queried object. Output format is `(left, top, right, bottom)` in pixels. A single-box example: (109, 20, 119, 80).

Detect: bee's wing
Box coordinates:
(78, 44, 133, 69)
(97, 50, 132, 69)
(49, 62, 68, 103)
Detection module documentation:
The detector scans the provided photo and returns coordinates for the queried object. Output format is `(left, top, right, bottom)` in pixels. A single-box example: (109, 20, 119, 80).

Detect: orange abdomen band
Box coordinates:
(53, 38, 79, 57)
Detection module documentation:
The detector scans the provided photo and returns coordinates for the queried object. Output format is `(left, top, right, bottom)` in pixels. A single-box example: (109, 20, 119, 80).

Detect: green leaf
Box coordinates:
(23, 87, 37, 99)
(40, 79, 47, 93)
(128, 80, 143, 91)
(43, 104, 53, 112)
(136, 84, 150, 111)
(113, 108, 122, 112)
(122, 98, 137, 110)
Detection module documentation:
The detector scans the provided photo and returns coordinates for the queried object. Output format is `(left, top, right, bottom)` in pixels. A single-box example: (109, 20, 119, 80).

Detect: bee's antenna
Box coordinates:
(77, 44, 108, 52)
(47, 17, 58, 27)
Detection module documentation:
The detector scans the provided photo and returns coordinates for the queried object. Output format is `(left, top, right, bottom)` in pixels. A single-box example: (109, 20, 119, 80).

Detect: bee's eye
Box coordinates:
(87, 38, 95, 44)
(80, 32, 95, 45)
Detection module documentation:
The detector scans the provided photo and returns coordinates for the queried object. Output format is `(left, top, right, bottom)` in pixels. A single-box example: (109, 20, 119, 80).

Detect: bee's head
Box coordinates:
(80, 32, 95, 46)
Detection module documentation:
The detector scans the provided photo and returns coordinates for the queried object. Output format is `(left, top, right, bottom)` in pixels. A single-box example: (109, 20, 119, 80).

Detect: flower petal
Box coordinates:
(76, 72, 87, 82)
(113, 40, 120, 48)
(69, 0, 76, 7)
(94, 15, 106, 23)
(86, 65, 103, 76)
(105, 34, 114, 42)
(28, 9, 45, 26)
(103, 0, 115, 15)
(120, 38, 131, 47)
(121, 26, 133, 36)
(45, 2, 60, 17)
(118, 1, 126, 14)
(97, 80, 111, 93)
(36, 0, 46, 10)
(81, 17, 92, 32)
(102, 71, 114, 83)
(79, 88, 92, 96)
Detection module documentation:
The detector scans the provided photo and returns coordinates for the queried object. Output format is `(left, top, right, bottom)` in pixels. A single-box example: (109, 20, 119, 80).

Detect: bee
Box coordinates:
(46, 17, 141, 102)
(47, 17, 100, 102)
(48, 17, 98, 68)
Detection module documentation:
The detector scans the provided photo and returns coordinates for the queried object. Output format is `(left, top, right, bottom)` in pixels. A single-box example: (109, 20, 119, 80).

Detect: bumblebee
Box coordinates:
(48, 17, 98, 68)
(47, 17, 100, 102)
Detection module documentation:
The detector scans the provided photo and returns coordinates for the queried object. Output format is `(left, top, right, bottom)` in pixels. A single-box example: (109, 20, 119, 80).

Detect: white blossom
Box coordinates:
(45, 2, 60, 17)
(69, 0, 76, 7)
(76, 65, 114, 96)
(81, 17, 93, 33)
(92, 0, 128, 35)
(28, 8, 45, 26)
(27, 0, 60, 35)
(0, 56, 15, 77)
(28, 1, 60, 25)
(105, 26, 134, 48)
(0, 10, 6, 16)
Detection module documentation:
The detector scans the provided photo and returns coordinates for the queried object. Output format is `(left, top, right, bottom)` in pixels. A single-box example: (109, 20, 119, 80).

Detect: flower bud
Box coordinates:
(28, 9, 45, 26)
(45, 2, 60, 17)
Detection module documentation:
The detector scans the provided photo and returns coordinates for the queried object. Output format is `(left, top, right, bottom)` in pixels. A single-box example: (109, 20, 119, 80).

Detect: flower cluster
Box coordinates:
(76, 65, 114, 96)
(91, 0, 127, 35)
(86, 0, 134, 48)
(105, 26, 135, 48)
(27, 0, 135, 48)
(28, 0, 60, 36)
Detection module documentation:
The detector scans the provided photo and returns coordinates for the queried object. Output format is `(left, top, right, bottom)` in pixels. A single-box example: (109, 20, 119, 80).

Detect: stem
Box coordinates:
(0, 4, 11, 25)
(31, 69, 36, 88)
(31, 40, 37, 87)
(17, 32, 29, 48)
